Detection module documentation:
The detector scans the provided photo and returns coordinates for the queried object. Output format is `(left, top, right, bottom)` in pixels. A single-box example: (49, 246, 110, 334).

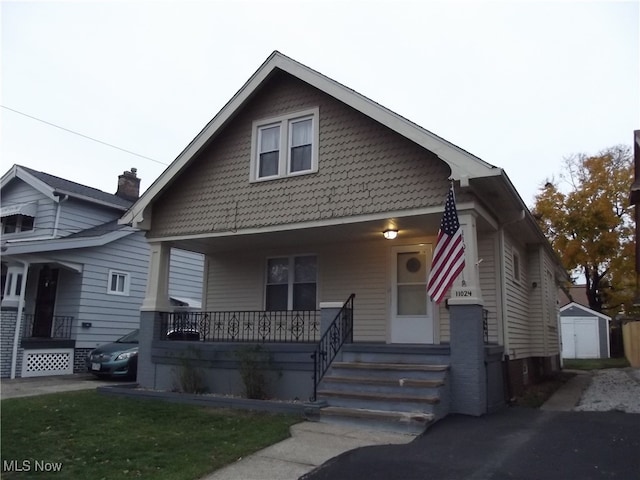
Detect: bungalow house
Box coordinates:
(120, 51, 566, 429)
(0, 165, 204, 379)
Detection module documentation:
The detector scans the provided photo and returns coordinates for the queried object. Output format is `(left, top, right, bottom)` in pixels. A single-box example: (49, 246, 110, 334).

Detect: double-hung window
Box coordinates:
(265, 255, 317, 311)
(251, 108, 319, 181)
(108, 270, 130, 296)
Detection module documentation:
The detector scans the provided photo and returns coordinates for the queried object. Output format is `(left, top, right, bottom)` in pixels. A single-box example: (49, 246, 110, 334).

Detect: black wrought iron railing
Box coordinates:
(310, 294, 355, 402)
(160, 310, 320, 343)
(22, 314, 74, 339)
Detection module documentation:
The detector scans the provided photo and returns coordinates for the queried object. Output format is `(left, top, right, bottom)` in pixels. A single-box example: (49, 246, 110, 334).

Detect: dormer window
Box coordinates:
(251, 108, 319, 182)
(2, 214, 34, 234)
(1, 202, 37, 234)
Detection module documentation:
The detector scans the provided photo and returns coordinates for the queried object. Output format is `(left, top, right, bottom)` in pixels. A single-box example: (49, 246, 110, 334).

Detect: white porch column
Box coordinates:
(448, 212, 484, 306)
(141, 242, 171, 311)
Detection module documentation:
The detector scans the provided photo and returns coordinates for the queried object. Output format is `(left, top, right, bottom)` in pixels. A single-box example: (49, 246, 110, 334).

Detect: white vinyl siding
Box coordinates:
(504, 234, 531, 358)
(206, 239, 390, 342)
(527, 247, 545, 356)
(478, 232, 499, 344)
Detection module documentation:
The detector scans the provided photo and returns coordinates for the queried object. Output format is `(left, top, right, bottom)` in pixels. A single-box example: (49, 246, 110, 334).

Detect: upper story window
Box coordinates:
(251, 108, 319, 182)
(1, 202, 37, 234)
(108, 270, 130, 296)
(2, 214, 34, 234)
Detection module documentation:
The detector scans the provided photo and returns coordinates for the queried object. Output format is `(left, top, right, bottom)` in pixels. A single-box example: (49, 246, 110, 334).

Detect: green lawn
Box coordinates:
(563, 357, 630, 370)
(1, 391, 301, 480)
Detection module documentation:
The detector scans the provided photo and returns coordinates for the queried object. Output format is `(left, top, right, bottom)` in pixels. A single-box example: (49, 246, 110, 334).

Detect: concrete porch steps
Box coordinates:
(319, 406, 436, 434)
(322, 375, 445, 389)
(331, 362, 449, 372)
(314, 361, 450, 434)
(317, 389, 440, 405)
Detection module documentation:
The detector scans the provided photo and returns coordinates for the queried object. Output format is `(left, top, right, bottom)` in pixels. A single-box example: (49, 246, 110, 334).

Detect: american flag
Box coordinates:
(427, 185, 465, 304)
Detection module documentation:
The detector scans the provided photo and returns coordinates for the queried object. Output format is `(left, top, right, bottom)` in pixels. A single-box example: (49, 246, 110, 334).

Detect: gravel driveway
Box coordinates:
(574, 367, 640, 414)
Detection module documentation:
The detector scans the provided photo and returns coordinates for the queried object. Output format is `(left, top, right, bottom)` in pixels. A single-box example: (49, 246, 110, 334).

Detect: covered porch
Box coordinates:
(136, 211, 503, 428)
(1, 258, 81, 378)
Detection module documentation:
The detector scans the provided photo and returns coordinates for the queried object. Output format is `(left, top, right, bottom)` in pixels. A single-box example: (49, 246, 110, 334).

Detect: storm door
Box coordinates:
(32, 267, 59, 337)
(390, 245, 434, 343)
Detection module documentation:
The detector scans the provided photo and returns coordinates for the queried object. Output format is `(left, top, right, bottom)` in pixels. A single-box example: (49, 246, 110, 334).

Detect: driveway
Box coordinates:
(302, 368, 640, 480)
(301, 408, 640, 480)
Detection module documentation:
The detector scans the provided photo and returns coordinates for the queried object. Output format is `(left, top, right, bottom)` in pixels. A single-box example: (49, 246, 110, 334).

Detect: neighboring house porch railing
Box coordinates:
(22, 314, 74, 339)
(160, 310, 321, 343)
(310, 293, 355, 402)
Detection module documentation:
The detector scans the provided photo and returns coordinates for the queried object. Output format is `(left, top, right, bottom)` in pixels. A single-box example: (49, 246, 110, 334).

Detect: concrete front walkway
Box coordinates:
(0, 373, 129, 399)
(199, 422, 415, 480)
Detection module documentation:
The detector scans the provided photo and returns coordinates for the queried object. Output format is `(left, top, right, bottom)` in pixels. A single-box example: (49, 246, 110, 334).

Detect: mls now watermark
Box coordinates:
(3, 459, 63, 473)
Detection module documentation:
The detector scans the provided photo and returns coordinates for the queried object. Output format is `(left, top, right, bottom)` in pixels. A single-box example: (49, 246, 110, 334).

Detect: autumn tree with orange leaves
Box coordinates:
(532, 145, 634, 316)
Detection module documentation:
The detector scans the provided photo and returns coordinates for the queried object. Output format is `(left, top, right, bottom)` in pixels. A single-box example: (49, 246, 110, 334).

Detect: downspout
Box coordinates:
(52, 194, 69, 238)
(10, 260, 30, 379)
(498, 228, 513, 401)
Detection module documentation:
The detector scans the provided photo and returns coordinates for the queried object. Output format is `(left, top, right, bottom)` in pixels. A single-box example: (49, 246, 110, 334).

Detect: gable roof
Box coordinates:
(120, 51, 504, 227)
(558, 284, 590, 308)
(560, 302, 611, 321)
(1, 164, 132, 211)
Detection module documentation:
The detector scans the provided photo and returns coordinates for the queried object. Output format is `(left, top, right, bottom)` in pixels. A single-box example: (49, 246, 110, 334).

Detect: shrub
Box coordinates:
(173, 346, 208, 394)
(235, 344, 279, 400)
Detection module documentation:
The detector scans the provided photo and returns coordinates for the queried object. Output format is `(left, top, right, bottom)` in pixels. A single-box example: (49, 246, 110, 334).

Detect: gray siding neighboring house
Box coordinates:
(1, 165, 204, 378)
(118, 52, 567, 425)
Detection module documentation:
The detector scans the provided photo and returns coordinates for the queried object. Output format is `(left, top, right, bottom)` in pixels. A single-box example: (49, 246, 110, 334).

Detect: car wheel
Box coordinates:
(127, 357, 138, 380)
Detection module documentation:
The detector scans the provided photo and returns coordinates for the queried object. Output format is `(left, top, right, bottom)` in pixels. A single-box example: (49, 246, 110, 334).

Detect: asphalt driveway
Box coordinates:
(301, 407, 640, 480)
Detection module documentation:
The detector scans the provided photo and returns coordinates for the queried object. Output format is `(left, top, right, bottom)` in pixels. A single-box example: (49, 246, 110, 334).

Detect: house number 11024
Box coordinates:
(454, 290, 473, 297)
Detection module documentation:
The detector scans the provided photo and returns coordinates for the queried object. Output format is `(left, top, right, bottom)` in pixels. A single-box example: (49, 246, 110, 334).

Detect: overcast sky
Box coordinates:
(1, 1, 638, 207)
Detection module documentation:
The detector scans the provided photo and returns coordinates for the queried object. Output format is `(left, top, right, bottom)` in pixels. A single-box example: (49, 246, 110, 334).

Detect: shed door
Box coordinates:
(561, 317, 599, 359)
(390, 245, 434, 344)
(573, 318, 599, 358)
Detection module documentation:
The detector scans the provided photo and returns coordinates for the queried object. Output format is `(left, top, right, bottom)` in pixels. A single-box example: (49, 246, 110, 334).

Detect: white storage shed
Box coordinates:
(560, 302, 610, 359)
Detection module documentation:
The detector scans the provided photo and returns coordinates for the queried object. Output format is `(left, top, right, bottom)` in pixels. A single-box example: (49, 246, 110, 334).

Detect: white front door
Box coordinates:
(390, 245, 434, 344)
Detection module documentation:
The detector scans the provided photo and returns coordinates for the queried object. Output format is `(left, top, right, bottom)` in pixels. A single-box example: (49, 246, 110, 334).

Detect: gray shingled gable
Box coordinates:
(18, 165, 132, 209)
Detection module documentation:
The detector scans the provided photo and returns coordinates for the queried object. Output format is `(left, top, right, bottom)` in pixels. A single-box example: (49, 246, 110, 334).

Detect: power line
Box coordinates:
(1, 105, 169, 166)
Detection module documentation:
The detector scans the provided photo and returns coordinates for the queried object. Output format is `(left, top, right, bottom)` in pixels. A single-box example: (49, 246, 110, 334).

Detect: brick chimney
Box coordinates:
(116, 168, 141, 201)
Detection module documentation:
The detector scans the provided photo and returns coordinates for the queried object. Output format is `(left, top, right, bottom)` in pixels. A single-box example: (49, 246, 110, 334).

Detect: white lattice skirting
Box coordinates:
(22, 349, 74, 377)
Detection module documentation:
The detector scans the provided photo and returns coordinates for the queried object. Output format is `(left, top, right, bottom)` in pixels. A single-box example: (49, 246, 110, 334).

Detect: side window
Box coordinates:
(2, 267, 24, 301)
(251, 108, 319, 181)
(512, 252, 521, 283)
(108, 270, 130, 296)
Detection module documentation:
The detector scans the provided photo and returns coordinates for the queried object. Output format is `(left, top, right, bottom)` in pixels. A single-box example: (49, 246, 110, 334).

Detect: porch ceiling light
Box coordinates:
(383, 229, 398, 240)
